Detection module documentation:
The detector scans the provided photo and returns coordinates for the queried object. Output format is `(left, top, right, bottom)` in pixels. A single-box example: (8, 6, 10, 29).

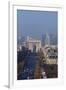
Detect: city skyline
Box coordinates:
(17, 10, 58, 40)
(17, 10, 58, 80)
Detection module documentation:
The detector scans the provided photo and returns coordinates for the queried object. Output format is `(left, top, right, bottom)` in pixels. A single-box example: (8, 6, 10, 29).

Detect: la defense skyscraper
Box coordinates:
(45, 33, 50, 46)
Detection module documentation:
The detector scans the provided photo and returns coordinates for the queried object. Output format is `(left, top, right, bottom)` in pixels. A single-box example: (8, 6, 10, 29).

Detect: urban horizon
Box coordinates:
(17, 10, 58, 80)
(17, 33, 58, 46)
(17, 10, 58, 41)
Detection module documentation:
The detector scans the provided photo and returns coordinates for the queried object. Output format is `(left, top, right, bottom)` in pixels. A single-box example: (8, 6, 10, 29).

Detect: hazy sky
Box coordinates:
(17, 10, 58, 40)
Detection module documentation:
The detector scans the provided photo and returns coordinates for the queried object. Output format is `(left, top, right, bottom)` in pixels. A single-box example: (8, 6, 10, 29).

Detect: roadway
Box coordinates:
(18, 52, 39, 80)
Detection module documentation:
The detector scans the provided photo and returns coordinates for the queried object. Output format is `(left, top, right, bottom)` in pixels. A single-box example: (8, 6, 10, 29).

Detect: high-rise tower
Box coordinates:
(45, 33, 50, 46)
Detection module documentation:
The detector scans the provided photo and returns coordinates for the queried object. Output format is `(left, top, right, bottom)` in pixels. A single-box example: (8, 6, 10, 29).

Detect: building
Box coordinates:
(17, 42, 27, 52)
(41, 34, 46, 46)
(26, 36, 41, 52)
(44, 45, 58, 64)
(45, 33, 50, 46)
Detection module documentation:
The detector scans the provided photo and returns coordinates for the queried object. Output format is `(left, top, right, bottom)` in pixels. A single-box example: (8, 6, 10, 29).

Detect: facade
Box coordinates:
(17, 36, 41, 52)
(44, 45, 58, 64)
(26, 36, 41, 52)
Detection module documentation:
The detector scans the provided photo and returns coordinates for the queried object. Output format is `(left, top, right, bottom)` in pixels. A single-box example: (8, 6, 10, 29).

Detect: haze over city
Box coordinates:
(17, 10, 58, 80)
(17, 10, 58, 40)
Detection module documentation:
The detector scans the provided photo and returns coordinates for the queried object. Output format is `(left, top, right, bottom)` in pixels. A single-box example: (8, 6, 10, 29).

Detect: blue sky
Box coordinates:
(17, 10, 58, 40)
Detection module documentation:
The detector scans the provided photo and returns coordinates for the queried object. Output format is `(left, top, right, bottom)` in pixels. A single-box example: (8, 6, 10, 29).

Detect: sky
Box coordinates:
(17, 10, 58, 40)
